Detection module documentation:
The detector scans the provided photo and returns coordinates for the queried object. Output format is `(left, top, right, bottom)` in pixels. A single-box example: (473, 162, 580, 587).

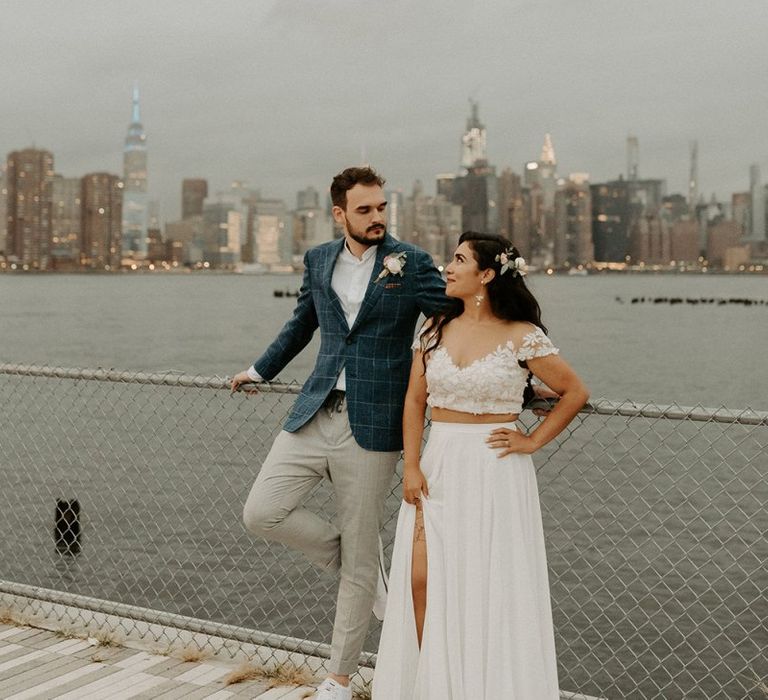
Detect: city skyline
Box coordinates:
(2, 0, 767, 220)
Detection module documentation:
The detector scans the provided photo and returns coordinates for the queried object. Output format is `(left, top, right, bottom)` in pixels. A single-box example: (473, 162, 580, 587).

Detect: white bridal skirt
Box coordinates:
(372, 422, 559, 700)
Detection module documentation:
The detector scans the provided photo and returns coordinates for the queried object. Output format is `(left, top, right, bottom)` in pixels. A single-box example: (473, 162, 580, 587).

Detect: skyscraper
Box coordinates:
(0, 166, 7, 258)
(460, 99, 487, 172)
(448, 102, 499, 235)
(590, 179, 632, 262)
(81, 173, 123, 269)
(403, 181, 462, 265)
(554, 174, 594, 267)
(731, 192, 751, 237)
(50, 175, 82, 268)
(748, 164, 766, 242)
(688, 141, 699, 214)
(293, 186, 333, 256)
(522, 134, 558, 264)
(627, 135, 639, 182)
(122, 86, 149, 257)
(6, 148, 55, 269)
(182, 178, 208, 220)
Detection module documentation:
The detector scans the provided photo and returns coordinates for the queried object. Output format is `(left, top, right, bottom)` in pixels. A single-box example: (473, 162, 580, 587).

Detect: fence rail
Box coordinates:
(0, 364, 766, 699)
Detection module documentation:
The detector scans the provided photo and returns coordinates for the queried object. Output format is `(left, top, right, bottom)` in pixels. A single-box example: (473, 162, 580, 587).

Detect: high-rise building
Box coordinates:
(731, 192, 750, 237)
(296, 185, 319, 211)
(293, 186, 333, 257)
(81, 173, 123, 269)
(182, 179, 208, 220)
(497, 168, 522, 243)
(688, 141, 699, 213)
(707, 220, 743, 268)
(50, 175, 82, 268)
(0, 166, 7, 257)
(661, 194, 689, 223)
(590, 178, 632, 262)
(522, 135, 558, 264)
(631, 179, 667, 211)
(6, 148, 55, 269)
(251, 199, 291, 268)
(554, 174, 593, 267)
(448, 102, 498, 235)
(748, 164, 766, 242)
(165, 216, 205, 265)
(629, 213, 670, 265)
(627, 135, 639, 182)
(402, 181, 462, 266)
(460, 100, 487, 172)
(122, 86, 149, 257)
(669, 220, 700, 264)
(202, 201, 242, 267)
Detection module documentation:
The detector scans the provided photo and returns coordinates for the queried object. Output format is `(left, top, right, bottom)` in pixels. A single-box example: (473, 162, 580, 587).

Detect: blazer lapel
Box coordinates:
(350, 235, 398, 333)
(323, 238, 349, 331)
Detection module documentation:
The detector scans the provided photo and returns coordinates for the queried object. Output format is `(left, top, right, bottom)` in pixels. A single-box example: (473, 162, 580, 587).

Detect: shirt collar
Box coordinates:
(340, 239, 378, 264)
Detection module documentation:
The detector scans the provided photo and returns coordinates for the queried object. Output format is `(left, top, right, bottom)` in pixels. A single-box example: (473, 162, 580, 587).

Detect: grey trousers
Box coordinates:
(242, 400, 399, 675)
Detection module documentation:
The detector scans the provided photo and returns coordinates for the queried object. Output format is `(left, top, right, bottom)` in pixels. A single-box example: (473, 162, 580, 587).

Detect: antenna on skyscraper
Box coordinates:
(688, 140, 699, 213)
(627, 134, 639, 182)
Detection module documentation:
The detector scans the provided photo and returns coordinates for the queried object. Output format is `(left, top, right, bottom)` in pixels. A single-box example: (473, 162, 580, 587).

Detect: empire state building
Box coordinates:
(122, 86, 149, 257)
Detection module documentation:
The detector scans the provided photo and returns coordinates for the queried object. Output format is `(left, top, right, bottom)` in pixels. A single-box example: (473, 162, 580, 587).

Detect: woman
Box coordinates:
(372, 232, 589, 699)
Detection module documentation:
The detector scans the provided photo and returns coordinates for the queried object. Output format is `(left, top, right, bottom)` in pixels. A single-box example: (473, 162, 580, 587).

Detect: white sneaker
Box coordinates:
(372, 536, 389, 621)
(312, 677, 353, 700)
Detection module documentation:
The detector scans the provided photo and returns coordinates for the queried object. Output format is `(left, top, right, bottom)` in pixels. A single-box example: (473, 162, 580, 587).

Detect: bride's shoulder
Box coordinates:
(503, 321, 542, 344)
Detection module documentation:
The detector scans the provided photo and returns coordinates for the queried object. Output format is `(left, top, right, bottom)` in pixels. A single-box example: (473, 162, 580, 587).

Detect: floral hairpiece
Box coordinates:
(495, 248, 527, 277)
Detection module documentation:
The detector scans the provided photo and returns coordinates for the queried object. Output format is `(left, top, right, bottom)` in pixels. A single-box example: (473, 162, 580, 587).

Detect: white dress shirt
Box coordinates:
(246, 240, 377, 391)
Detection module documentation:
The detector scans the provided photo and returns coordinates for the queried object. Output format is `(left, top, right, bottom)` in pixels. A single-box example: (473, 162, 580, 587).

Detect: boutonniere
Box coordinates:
(376, 251, 407, 282)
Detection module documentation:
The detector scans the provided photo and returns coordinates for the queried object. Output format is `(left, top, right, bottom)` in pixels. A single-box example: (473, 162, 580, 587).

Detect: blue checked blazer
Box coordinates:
(252, 234, 447, 451)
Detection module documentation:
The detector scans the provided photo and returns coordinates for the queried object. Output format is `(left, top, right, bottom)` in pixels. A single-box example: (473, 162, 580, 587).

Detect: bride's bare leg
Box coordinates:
(411, 499, 428, 647)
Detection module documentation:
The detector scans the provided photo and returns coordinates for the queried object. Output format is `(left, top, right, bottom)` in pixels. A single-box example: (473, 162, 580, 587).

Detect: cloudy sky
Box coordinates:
(3, 0, 767, 220)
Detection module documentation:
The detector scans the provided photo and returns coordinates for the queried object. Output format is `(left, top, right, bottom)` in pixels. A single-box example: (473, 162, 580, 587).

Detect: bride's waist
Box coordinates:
(431, 407, 519, 424)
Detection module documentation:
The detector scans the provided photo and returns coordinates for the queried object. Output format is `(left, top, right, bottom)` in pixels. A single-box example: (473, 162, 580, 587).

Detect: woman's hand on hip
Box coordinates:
(402, 466, 429, 504)
(486, 427, 538, 457)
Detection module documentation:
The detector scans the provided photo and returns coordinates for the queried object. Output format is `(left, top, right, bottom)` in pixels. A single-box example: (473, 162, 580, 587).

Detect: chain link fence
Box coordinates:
(0, 364, 766, 699)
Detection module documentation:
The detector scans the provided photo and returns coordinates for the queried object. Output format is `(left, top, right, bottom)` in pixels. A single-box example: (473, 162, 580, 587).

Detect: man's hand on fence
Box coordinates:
(230, 371, 260, 395)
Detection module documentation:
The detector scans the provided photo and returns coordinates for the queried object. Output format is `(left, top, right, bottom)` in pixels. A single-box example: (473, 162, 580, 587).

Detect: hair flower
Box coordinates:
(495, 247, 527, 277)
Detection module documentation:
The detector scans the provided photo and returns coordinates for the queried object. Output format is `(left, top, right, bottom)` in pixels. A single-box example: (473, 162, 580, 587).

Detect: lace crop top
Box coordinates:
(413, 326, 559, 415)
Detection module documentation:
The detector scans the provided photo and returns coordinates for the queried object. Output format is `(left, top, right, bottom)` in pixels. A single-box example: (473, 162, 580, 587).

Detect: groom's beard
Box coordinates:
(347, 222, 386, 248)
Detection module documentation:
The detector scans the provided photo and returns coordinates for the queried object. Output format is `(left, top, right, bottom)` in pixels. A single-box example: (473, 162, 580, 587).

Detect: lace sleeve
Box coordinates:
(517, 327, 559, 361)
(412, 319, 437, 352)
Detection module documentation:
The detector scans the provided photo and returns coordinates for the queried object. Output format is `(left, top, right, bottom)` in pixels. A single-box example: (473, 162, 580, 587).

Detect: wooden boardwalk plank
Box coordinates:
(4, 662, 105, 700)
(0, 654, 86, 695)
(0, 625, 324, 700)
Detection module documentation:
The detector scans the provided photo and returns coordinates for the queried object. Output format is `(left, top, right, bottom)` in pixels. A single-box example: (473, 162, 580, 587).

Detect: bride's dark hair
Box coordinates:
(421, 231, 547, 364)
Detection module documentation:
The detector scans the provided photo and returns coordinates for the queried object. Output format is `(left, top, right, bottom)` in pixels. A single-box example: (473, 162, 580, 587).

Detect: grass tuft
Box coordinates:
(178, 646, 210, 663)
(224, 660, 312, 688)
(353, 682, 372, 700)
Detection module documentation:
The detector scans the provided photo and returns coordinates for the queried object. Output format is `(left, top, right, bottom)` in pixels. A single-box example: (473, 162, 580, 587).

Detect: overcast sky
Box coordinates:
(2, 0, 767, 221)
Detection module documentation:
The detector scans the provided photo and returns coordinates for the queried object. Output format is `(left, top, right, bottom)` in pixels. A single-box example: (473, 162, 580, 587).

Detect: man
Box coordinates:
(231, 166, 447, 699)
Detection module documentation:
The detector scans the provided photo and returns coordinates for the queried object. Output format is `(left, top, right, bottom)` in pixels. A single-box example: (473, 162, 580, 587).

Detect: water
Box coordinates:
(1, 272, 767, 698)
(2, 271, 767, 408)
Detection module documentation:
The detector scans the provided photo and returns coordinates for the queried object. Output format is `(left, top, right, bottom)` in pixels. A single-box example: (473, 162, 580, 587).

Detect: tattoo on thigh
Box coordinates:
(413, 502, 426, 543)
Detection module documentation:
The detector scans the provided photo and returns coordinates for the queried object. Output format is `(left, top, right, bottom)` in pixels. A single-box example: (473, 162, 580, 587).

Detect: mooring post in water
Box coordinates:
(54, 499, 81, 555)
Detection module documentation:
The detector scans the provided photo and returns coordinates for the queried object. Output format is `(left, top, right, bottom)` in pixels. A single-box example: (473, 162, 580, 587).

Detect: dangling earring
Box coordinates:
(474, 281, 486, 307)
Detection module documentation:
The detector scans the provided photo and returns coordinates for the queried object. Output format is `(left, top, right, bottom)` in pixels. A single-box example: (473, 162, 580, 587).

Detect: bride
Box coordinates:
(372, 231, 589, 699)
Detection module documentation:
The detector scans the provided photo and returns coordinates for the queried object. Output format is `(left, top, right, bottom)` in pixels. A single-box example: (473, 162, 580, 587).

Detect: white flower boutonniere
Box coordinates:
(376, 251, 407, 281)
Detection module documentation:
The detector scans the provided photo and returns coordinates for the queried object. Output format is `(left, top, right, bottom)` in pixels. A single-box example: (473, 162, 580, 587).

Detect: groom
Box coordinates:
(231, 166, 447, 699)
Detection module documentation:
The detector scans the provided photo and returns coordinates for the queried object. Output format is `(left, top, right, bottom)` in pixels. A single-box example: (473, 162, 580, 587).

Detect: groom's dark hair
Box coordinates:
(330, 167, 386, 210)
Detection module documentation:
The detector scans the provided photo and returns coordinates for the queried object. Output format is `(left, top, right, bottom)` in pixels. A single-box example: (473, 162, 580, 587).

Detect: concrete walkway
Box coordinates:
(0, 622, 319, 700)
